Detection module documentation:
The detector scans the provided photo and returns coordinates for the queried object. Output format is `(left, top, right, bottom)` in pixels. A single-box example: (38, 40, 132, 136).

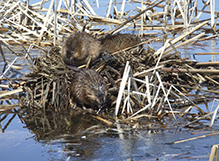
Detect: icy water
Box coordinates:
(1, 0, 219, 161)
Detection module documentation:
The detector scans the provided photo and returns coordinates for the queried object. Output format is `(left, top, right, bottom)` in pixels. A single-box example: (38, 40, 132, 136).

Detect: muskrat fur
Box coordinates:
(100, 33, 142, 53)
(62, 32, 101, 66)
(70, 68, 107, 110)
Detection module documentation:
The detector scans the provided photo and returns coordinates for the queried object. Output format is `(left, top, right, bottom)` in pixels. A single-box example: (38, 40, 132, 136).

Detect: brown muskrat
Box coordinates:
(62, 32, 101, 66)
(70, 68, 107, 111)
(100, 33, 142, 53)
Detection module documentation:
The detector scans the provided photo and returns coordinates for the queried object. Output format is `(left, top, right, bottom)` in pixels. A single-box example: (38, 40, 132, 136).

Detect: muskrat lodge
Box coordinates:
(21, 31, 151, 116)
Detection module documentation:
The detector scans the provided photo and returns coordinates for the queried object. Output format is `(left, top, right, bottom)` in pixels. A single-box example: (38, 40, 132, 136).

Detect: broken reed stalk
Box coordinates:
(106, 0, 164, 37)
(162, 68, 219, 74)
(210, 0, 215, 28)
(133, 65, 163, 77)
(37, 0, 55, 44)
(140, 0, 144, 37)
(0, 88, 23, 98)
(0, 104, 20, 112)
(165, 82, 219, 95)
(115, 61, 130, 116)
(195, 52, 219, 55)
(183, 112, 214, 127)
(209, 99, 219, 128)
(155, 71, 178, 125)
(162, 32, 205, 56)
(210, 105, 219, 128)
(154, 21, 208, 57)
(106, 0, 113, 18)
(167, 84, 204, 114)
(173, 132, 219, 144)
(0, 57, 19, 79)
(120, 0, 126, 19)
(195, 61, 219, 66)
(209, 144, 219, 161)
(204, 75, 219, 86)
(127, 104, 152, 120)
(54, 0, 58, 45)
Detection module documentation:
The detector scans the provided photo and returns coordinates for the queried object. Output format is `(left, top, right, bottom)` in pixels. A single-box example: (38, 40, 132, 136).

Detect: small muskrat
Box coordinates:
(62, 32, 101, 66)
(100, 33, 142, 53)
(70, 68, 107, 110)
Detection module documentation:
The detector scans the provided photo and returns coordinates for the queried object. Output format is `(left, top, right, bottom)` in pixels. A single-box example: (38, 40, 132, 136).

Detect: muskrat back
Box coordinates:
(100, 33, 142, 53)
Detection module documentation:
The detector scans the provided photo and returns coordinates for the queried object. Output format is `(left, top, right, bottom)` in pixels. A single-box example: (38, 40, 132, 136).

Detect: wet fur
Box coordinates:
(100, 33, 142, 53)
(70, 68, 107, 110)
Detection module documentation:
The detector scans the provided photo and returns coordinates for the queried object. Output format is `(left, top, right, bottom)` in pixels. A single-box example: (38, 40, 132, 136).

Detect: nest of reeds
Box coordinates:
(20, 43, 150, 109)
(19, 34, 217, 119)
(20, 46, 73, 111)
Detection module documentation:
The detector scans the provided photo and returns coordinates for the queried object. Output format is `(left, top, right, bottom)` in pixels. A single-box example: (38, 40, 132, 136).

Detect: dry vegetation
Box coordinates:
(0, 1, 219, 158)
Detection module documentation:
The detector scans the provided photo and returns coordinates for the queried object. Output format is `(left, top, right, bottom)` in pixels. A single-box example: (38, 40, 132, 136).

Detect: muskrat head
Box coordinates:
(70, 68, 108, 111)
(67, 49, 89, 66)
(62, 32, 101, 67)
(83, 81, 108, 110)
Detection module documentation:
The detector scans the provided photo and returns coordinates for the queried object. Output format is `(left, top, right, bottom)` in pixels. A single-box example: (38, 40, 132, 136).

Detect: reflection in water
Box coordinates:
(0, 104, 217, 160)
(0, 113, 17, 133)
(21, 106, 106, 159)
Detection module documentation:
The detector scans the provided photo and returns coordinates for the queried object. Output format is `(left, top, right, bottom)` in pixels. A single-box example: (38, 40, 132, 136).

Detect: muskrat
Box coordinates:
(70, 68, 107, 111)
(62, 32, 101, 66)
(100, 33, 142, 53)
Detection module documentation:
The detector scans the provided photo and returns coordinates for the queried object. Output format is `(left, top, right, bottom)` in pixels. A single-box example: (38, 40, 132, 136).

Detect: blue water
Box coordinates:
(0, 115, 46, 161)
(1, 113, 218, 161)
